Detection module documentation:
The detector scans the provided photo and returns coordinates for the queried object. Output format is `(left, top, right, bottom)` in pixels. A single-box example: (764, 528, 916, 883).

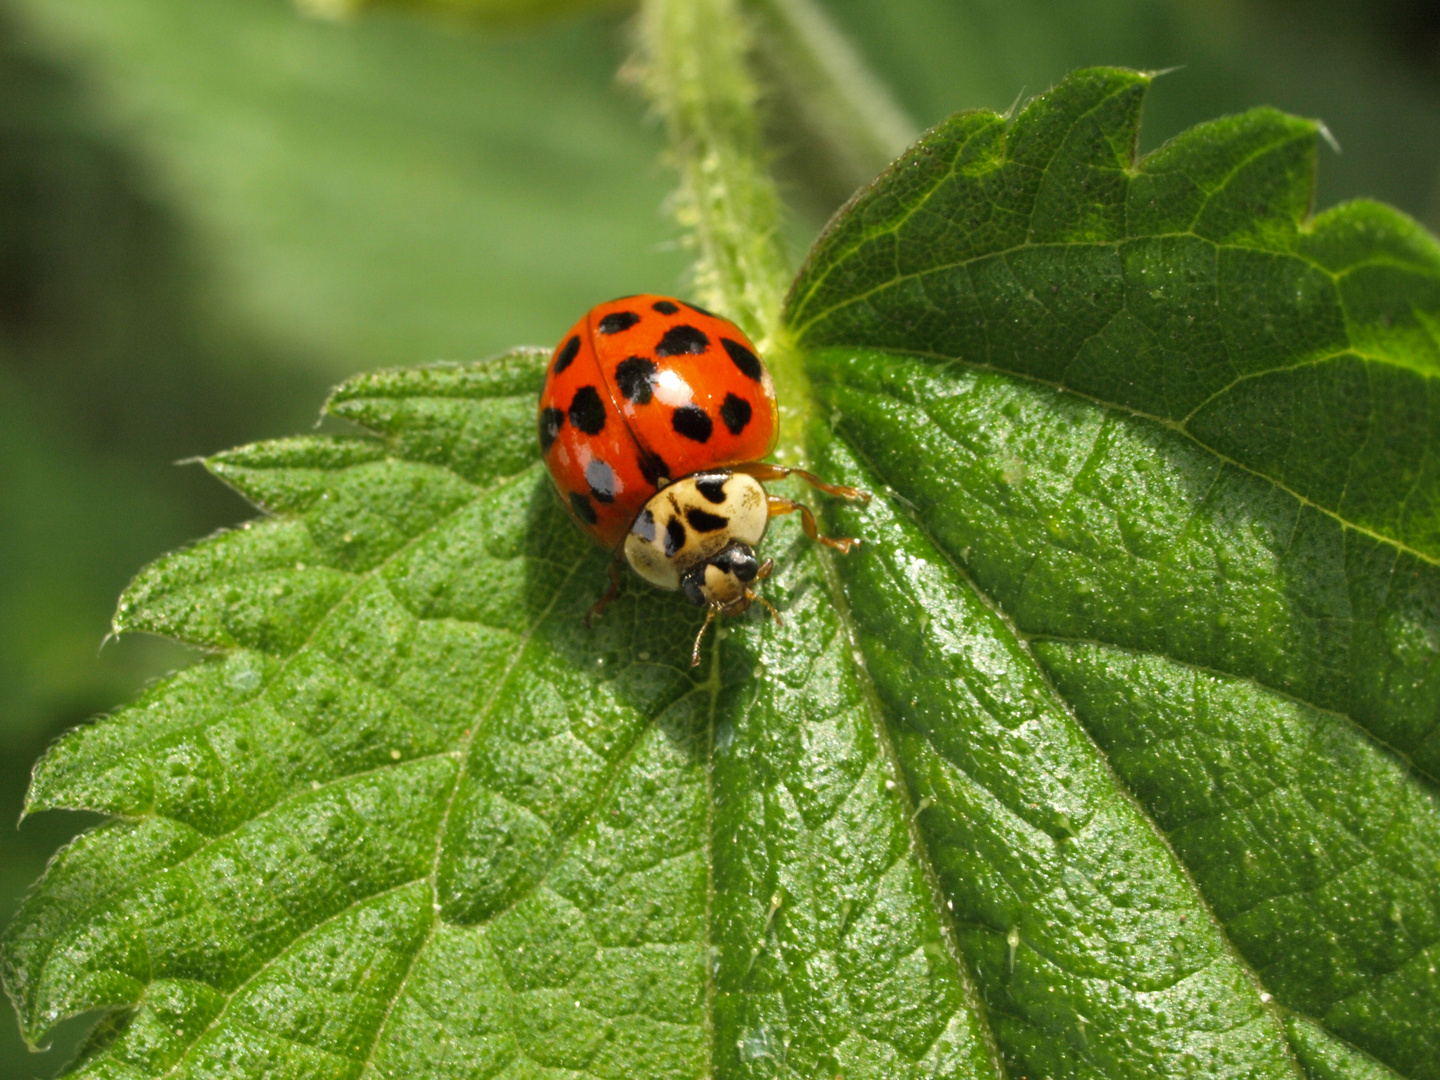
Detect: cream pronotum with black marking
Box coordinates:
(592, 462, 869, 665)
(624, 470, 770, 604)
(622, 469, 781, 665)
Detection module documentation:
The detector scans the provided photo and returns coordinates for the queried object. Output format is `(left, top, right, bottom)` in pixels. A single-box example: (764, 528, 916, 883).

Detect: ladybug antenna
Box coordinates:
(690, 608, 719, 668)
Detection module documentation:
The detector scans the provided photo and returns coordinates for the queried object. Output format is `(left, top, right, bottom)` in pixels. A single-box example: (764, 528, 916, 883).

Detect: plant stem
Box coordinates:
(634, 0, 791, 349)
(634, 0, 806, 460)
(745, 0, 916, 189)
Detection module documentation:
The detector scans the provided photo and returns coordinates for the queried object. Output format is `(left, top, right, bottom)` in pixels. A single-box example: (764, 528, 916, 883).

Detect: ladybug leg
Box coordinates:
(767, 496, 862, 554)
(748, 588, 783, 626)
(584, 552, 626, 628)
(731, 462, 870, 503)
(690, 608, 719, 667)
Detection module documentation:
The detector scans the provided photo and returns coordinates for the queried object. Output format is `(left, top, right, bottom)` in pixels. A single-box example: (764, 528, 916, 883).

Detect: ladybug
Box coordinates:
(537, 294, 869, 665)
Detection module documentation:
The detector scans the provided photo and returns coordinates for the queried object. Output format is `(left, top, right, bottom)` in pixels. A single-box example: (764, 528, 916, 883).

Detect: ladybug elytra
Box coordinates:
(537, 295, 868, 664)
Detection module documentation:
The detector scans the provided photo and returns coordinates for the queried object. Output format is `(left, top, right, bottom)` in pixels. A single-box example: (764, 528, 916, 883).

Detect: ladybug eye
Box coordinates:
(680, 566, 707, 606)
(709, 542, 757, 581)
(731, 548, 759, 582)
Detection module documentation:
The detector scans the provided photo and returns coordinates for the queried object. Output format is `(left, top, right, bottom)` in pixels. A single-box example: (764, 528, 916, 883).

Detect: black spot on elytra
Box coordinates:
(598, 311, 641, 335)
(615, 356, 658, 404)
(538, 407, 564, 454)
(569, 491, 598, 525)
(694, 473, 728, 504)
(721, 338, 763, 381)
(686, 506, 729, 533)
(665, 518, 687, 557)
(672, 405, 713, 443)
(568, 385, 607, 435)
(719, 393, 752, 435)
(683, 300, 719, 319)
(651, 300, 679, 315)
(656, 324, 709, 357)
(632, 508, 656, 543)
(637, 447, 671, 487)
(586, 459, 616, 503)
(553, 335, 581, 375)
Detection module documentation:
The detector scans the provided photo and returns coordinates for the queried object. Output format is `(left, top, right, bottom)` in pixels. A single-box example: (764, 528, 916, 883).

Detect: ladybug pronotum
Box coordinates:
(537, 294, 869, 665)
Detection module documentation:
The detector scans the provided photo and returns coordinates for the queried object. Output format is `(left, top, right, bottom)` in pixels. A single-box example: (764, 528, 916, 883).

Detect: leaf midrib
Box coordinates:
(850, 438, 1380, 1080)
(809, 538, 1007, 1072)
(701, 607, 721, 1080)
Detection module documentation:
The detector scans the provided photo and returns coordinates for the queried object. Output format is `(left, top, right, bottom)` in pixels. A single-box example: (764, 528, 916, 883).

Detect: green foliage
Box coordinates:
(819, 0, 1440, 236)
(795, 68, 1440, 1078)
(4, 0, 685, 376)
(0, 9, 688, 1067)
(4, 351, 990, 1078)
(6, 67, 1440, 1080)
(0, 0, 684, 763)
(311, 0, 628, 25)
(0, 9, 689, 1067)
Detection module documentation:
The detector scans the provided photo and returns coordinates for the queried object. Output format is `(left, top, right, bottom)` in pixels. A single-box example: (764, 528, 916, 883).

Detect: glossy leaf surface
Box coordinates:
(4, 351, 991, 1079)
(5, 68, 1439, 1080)
(793, 67, 1440, 1080)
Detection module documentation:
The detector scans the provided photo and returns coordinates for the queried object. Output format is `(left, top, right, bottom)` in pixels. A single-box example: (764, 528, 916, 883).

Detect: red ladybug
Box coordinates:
(537, 295, 868, 664)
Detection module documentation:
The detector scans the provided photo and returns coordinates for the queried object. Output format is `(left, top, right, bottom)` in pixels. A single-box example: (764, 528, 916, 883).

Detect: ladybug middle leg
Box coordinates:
(766, 496, 862, 554)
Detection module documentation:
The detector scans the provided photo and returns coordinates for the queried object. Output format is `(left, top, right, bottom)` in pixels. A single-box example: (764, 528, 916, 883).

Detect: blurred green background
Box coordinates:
(0, 0, 1436, 1073)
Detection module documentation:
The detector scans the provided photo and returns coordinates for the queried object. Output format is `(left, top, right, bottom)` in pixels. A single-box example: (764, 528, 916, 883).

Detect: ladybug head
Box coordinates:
(680, 541, 768, 611)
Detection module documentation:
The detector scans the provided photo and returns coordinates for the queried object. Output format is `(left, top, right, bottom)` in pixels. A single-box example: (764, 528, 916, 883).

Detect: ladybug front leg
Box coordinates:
(732, 462, 870, 503)
(690, 608, 719, 667)
(584, 550, 626, 627)
(767, 496, 862, 554)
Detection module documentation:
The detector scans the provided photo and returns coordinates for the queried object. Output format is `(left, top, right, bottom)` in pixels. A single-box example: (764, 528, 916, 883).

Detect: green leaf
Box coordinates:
(792, 67, 1440, 1078)
(4, 352, 993, 1078)
(5, 67, 1439, 1080)
(6, 0, 686, 375)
